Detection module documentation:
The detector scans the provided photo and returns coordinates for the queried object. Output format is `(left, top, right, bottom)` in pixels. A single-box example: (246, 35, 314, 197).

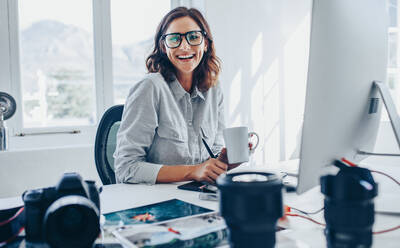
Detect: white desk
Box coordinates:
(99, 181, 400, 248)
(1, 167, 399, 247)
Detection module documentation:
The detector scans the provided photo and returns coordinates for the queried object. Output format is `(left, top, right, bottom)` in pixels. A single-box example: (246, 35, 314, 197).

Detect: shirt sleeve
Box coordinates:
(211, 85, 225, 155)
(114, 78, 163, 184)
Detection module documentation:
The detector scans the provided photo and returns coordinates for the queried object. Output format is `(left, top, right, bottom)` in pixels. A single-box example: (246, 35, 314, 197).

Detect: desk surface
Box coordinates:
(98, 181, 400, 248)
(1, 164, 399, 248)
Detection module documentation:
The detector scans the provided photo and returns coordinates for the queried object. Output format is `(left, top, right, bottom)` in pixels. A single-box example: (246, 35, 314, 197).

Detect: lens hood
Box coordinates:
(217, 172, 283, 248)
(43, 195, 100, 248)
(217, 172, 282, 190)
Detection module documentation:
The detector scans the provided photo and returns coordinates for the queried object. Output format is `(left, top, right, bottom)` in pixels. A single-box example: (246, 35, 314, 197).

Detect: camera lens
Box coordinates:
(217, 172, 283, 248)
(321, 167, 378, 248)
(321, 166, 377, 248)
(43, 195, 100, 248)
(59, 206, 86, 234)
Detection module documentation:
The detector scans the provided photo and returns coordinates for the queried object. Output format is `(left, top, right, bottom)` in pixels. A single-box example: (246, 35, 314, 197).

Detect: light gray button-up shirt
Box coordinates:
(114, 72, 225, 184)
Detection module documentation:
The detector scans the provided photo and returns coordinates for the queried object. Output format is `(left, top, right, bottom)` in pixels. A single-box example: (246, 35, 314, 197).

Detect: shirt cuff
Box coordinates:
(125, 161, 163, 185)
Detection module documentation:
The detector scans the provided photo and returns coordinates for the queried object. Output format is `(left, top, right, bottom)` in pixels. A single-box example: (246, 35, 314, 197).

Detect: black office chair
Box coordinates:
(94, 104, 124, 185)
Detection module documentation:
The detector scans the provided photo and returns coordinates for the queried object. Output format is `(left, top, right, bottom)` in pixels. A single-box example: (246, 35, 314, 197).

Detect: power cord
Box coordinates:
(370, 169, 400, 186)
(341, 158, 400, 186)
(285, 158, 400, 235)
(289, 206, 324, 216)
(285, 210, 400, 234)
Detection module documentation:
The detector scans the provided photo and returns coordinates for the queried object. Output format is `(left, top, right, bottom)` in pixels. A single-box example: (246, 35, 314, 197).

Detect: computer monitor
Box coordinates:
(297, 0, 389, 194)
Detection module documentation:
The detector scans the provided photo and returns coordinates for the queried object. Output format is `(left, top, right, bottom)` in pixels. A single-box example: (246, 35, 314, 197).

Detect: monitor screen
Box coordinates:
(297, 0, 388, 194)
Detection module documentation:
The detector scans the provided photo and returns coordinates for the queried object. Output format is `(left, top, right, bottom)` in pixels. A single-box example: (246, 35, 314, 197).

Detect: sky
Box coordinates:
(19, 0, 170, 44)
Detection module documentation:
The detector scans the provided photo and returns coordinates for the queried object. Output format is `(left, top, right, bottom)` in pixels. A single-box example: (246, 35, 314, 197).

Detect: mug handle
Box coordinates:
(248, 132, 259, 153)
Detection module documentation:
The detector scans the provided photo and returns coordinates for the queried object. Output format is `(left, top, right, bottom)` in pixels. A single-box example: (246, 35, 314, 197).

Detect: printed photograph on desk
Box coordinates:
(112, 212, 228, 248)
(103, 199, 213, 227)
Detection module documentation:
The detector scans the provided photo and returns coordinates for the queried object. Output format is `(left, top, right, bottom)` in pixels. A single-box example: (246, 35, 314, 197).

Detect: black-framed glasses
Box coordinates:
(162, 30, 206, 48)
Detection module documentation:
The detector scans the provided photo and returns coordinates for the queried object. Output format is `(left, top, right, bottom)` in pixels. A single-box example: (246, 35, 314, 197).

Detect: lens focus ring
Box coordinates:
(43, 195, 100, 248)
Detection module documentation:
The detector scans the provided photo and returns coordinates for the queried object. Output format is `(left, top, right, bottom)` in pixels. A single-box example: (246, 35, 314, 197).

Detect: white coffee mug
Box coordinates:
(223, 126, 259, 164)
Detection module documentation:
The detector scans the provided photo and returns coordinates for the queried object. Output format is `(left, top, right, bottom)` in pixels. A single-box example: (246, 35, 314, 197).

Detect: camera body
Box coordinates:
(23, 172, 100, 248)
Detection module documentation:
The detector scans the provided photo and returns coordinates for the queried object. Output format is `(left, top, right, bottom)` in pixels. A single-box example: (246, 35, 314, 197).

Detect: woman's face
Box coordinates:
(164, 16, 207, 79)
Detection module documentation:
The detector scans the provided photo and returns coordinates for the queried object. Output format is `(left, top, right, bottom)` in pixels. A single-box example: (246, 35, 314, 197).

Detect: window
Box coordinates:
(18, 0, 96, 128)
(1, 0, 173, 149)
(111, 0, 171, 104)
(388, 0, 400, 112)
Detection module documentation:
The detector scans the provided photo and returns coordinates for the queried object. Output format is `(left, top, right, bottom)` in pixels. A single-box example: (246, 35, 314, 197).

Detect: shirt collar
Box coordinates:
(170, 77, 187, 101)
(191, 86, 205, 101)
(170, 77, 205, 101)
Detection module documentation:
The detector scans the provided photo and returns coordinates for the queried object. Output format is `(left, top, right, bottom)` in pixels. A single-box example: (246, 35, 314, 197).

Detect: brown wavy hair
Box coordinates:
(146, 7, 221, 91)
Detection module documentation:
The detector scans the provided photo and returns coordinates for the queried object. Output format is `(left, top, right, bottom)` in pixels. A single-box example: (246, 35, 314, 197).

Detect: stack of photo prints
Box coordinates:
(102, 199, 228, 248)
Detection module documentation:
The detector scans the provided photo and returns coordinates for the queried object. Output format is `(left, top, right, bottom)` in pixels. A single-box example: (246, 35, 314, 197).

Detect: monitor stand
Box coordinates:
(358, 81, 400, 156)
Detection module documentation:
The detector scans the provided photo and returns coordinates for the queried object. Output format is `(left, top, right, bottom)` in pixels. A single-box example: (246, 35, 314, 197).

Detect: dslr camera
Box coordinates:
(23, 172, 101, 248)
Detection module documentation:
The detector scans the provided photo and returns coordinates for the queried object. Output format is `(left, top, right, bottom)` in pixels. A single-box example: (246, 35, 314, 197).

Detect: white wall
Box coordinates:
(204, 0, 312, 164)
(365, 121, 400, 166)
(0, 145, 100, 198)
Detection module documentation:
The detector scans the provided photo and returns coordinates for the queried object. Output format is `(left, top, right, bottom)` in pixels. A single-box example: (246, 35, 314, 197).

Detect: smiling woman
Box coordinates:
(114, 7, 235, 185)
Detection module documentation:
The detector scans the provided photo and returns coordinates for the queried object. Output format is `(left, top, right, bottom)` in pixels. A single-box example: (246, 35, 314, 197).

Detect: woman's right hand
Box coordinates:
(190, 158, 228, 183)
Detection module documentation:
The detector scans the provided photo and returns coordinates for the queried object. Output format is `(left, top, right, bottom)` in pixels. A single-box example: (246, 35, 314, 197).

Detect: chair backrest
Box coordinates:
(94, 105, 124, 185)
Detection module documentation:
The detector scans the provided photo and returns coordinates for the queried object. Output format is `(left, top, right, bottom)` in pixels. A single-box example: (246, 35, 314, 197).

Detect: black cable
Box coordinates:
(290, 206, 324, 216)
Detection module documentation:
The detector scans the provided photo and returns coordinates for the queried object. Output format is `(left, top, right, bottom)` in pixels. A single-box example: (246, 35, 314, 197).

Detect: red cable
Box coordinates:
(341, 157, 357, 167)
(0, 207, 24, 226)
(341, 158, 400, 186)
(285, 213, 326, 226)
(370, 169, 400, 186)
(290, 158, 400, 234)
(0, 227, 24, 246)
(286, 213, 400, 234)
(373, 225, 400, 234)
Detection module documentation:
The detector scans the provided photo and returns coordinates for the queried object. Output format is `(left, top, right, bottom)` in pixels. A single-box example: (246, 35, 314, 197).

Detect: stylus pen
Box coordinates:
(202, 138, 217, 158)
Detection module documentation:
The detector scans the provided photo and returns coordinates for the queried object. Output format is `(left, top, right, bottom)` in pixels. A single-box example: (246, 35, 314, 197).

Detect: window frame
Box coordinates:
(4, 0, 109, 149)
(386, 0, 400, 120)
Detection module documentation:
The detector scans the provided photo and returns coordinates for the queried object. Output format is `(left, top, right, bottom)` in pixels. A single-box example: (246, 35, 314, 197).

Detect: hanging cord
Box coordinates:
(288, 206, 324, 216)
(285, 213, 325, 226)
(285, 211, 400, 234)
(369, 169, 400, 186)
(373, 225, 400, 234)
(285, 158, 400, 235)
(0, 207, 25, 246)
(341, 158, 400, 186)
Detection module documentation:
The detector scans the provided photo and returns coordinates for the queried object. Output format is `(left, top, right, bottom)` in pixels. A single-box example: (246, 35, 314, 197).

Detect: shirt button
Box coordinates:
(174, 133, 179, 138)
(188, 121, 192, 126)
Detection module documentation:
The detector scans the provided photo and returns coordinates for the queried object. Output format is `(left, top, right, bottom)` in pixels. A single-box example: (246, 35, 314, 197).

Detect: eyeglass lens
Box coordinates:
(164, 31, 203, 48)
